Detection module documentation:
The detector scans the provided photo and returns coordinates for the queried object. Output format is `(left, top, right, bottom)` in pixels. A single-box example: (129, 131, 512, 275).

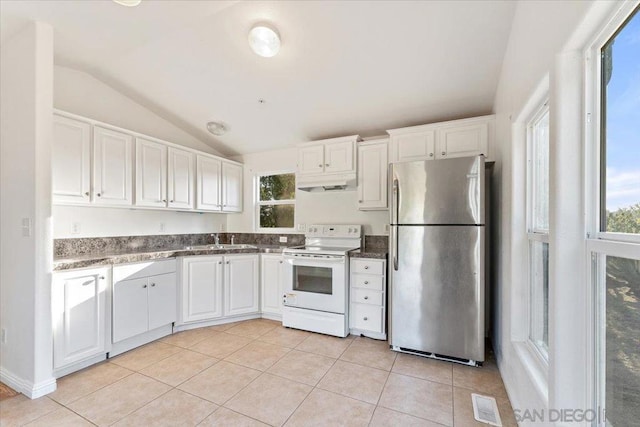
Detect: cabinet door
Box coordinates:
(135, 138, 167, 207)
(167, 147, 194, 209)
(225, 255, 259, 316)
(196, 155, 222, 211)
(357, 141, 388, 210)
(260, 255, 284, 315)
(148, 272, 177, 331)
(324, 140, 354, 173)
(222, 162, 243, 212)
(437, 122, 488, 159)
(93, 126, 133, 206)
(182, 256, 223, 323)
(52, 115, 92, 204)
(392, 131, 435, 162)
(113, 277, 149, 343)
(52, 268, 108, 369)
(297, 145, 324, 175)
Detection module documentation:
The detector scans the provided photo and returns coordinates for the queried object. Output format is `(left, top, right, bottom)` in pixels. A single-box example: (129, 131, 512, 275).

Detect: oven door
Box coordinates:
(283, 254, 346, 314)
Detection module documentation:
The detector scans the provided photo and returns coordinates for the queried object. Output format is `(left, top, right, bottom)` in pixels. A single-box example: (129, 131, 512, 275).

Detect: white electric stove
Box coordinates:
(282, 224, 362, 337)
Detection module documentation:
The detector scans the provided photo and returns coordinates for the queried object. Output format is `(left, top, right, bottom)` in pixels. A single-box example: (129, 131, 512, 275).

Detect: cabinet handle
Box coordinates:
(162, 200, 167, 203)
(358, 200, 363, 203)
(151, 283, 156, 287)
(143, 284, 147, 288)
(99, 276, 105, 280)
(441, 152, 446, 156)
(226, 261, 230, 264)
(279, 261, 283, 264)
(429, 153, 434, 157)
(170, 200, 174, 203)
(96, 193, 101, 197)
(218, 261, 222, 265)
(325, 163, 329, 167)
(364, 281, 369, 284)
(364, 296, 369, 300)
(364, 266, 369, 270)
(318, 164, 323, 168)
(363, 317, 368, 321)
(84, 192, 90, 196)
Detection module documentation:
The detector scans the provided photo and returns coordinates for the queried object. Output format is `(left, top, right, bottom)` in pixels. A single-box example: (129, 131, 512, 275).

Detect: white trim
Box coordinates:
(0, 367, 57, 399)
(595, 232, 640, 244)
(254, 171, 296, 233)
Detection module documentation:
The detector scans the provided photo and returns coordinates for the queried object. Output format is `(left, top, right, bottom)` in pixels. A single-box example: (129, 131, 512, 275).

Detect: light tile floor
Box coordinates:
(0, 319, 517, 426)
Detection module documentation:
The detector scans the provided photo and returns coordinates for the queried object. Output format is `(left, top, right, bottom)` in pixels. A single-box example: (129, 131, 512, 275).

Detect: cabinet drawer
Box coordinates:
(351, 259, 384, 275)
(350, 304, 383, 333)
(351, 274, 384, 291)
(351, 288, 383, 306)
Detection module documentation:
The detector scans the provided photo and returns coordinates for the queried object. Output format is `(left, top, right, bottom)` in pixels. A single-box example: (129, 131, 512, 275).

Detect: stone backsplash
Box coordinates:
(364, 235, 389, 252)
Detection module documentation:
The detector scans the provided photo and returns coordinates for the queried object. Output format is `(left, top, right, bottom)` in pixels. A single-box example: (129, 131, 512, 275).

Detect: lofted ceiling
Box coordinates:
(0, 0, 516, 156)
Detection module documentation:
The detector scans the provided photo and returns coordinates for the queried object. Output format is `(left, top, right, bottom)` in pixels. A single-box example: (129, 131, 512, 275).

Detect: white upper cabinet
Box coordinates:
(135, 138, 167, 208)
(437, 122, 489, 159)
(196, 155, 222, 211)
(298, 145, 325, 175)
(93, 126, 133, 206)
(388, 115, 493, 162)
(324, 140, 354, 173)
(167, 147, 194, 210)
(222, 162, 243, 213)
(297, 135, 358, 177)
(391, 130, 435, 162)
(53, 115, 92, 204)
(357, 139, 389, 210)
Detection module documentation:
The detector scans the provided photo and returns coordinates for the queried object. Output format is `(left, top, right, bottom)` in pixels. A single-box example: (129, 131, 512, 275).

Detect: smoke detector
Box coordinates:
(206, 121, 229, 136)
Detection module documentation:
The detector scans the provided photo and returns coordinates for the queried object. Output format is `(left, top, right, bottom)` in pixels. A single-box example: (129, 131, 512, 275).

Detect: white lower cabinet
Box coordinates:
(181, 256, 224, 323)
(179, 254, 259, 324)
(260, 254, 286, 318)
(349, 258, 387, 340)
(52, 267, 110, 373)
(112, 260, 176, 343)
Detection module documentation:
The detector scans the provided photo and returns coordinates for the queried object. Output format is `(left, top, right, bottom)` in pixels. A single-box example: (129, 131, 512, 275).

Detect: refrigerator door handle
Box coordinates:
(392, 225, 399, 271)
(391, 177, 399, 225)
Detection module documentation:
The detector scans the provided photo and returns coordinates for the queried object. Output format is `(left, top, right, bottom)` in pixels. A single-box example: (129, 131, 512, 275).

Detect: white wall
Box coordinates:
(53, 206, 226, 238)
(226, 147, 389, 235)
(0, 22, 56, 397)
(53, 66, 228, 238)
(492, 0, 611, 420)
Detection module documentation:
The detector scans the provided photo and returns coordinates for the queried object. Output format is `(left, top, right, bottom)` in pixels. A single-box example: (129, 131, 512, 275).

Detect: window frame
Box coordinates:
(254, 170, 297, 233)
(584, 3, 640, 423)
(525, 101, 551, 363)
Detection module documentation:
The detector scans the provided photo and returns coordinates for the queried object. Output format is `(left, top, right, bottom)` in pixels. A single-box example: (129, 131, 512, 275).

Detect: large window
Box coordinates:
(256, 172, 296, 231)
(527, 103, 550, 360)
(590, 6, 639, 426)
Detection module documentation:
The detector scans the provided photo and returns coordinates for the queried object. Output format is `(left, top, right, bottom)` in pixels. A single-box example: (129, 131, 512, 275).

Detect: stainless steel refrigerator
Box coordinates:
(389, 155, 486, 365)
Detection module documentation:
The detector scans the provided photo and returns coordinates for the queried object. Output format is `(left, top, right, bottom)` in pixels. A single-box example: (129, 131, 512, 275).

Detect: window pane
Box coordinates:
(531, 109, 549, 231)
(602, 255, 640, 425)
(601, 9, 640, 234)
(529, 240, 549, 357)
(259, 173, 295, 201)
(259, 204, 294, 228)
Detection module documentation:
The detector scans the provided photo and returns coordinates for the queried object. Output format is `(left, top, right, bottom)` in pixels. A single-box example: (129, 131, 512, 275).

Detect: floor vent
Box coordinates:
(471, 393, 502, 426)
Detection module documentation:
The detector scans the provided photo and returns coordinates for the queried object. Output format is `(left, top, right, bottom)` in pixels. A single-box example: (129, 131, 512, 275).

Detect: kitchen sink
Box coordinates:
(183, 244, 257, 250)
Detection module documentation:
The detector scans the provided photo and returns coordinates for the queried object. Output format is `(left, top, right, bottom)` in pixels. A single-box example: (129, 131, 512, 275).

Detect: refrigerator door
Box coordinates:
(389, 225, 484, 362)
(390, 156, 484, 225)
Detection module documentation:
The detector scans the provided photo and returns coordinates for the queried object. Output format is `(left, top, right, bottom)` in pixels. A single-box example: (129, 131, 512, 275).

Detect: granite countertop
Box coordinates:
(349, 248, 388, 260)
(53, 244, 290, 271)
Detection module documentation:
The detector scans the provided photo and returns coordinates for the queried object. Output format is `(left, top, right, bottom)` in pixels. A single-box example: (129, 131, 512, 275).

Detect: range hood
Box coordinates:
(296, 173, 357, 192)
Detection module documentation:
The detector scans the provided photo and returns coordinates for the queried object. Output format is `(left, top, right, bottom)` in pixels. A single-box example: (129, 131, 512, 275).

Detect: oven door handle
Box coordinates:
(283, 255, 345, 264)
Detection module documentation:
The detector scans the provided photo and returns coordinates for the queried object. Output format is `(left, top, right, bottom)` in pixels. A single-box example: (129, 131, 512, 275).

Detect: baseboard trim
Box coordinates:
(0, 367, 56, 399)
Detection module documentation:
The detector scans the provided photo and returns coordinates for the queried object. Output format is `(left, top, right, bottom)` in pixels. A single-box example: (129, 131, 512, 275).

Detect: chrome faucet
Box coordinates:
(231, 235, 235, 245)
(211, 233, 220, 245)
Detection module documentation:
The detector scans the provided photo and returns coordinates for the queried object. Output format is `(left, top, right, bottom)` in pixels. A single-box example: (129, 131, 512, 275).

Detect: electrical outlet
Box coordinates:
(219, 223, 226, 232)
(279, 236, 287, 243)
(297, 223, 306, 232)
(159, 222, 166, 232)
(384, 224, 390, 234)
(21, 217, 31, 237)
(1, 328, 6, 344)
(71, 222, 81, 234)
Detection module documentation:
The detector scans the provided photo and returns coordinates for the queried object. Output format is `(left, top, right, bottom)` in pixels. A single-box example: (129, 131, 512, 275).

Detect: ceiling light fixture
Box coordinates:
(113, 0, 142, 6)
(206, 121, 229, 136)
(248, 23, 280, 57)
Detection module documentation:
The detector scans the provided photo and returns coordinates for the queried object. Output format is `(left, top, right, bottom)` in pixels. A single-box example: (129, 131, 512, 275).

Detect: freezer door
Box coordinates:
(389, 225, 484, 362)
(391, 156, 484, 225)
